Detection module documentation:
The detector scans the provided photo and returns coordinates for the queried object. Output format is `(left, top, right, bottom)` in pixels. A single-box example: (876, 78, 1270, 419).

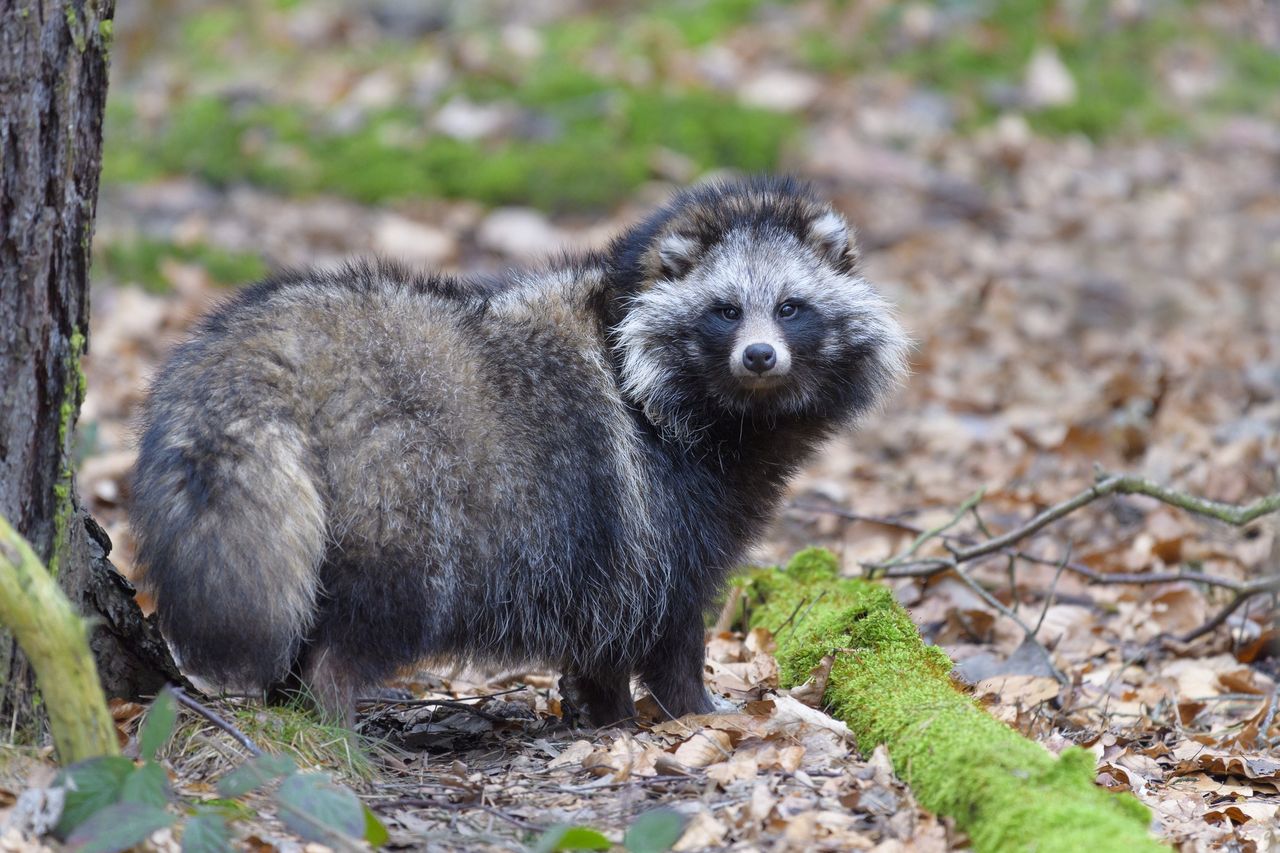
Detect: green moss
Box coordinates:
(540, 17, 611, 57)
(94, 237, 267, 292)
(65, 5, 87, 52)
(779, 546, 840, 582)
(745, 548, 1165, 852)
(48, 331, 87, 578)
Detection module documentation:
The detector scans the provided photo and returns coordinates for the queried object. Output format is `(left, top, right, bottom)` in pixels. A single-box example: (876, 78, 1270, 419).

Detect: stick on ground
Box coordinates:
(170, 686, 262, 757)
(796, 472, 1280, 644)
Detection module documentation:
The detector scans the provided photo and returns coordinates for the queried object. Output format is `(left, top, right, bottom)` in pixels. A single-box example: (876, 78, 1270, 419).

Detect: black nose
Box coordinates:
(742, 343, 776, 374)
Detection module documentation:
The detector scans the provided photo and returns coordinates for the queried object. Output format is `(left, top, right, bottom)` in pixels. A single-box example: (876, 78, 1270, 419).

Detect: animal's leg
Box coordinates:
(637, 620, 713, 719)
(559, 668, 636, 728)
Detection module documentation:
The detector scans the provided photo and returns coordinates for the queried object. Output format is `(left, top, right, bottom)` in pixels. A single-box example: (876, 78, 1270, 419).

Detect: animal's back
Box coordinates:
(132, 260, 667, 710)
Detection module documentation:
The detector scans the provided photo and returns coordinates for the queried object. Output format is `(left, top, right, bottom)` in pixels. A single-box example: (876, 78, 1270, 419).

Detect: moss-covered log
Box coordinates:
(745, 548, 1164, 852)
(0, 515, 118, 762)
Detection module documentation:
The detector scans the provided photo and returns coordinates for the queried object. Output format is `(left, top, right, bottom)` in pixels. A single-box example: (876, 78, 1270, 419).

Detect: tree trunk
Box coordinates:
(0, 0, 180, 740)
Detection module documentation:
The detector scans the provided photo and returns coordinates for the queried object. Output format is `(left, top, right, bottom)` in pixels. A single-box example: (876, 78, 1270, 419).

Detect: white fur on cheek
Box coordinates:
(614, 286, 687, 424)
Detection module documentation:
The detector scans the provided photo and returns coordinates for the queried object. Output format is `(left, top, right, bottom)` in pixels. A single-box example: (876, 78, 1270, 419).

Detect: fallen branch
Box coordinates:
(924, 474, 1277, 563)
(171, 686, 262, 757)
(746, 548, 1165, 852)
(950, 563, 1067, 685)
(1180, 574, 1280, 642)
(0, 514, 118, 762)
(791, 472, 1280, 643)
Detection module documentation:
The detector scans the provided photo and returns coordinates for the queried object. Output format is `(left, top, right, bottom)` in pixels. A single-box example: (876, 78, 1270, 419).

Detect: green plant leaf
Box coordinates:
(65, 801, 174, 853)
(120, 761, 171, 807)
(181, 808, 235, 853)
(139, 688, 178, 760)
(196, 798, 257, 821)
(55, 756, 136, 836)
(215, 752, 296, 797)
(363, 804, 389, 846)
(623, 808, 687, 853)
(533, 825, 613, 852)
(275, 772, 365, 844)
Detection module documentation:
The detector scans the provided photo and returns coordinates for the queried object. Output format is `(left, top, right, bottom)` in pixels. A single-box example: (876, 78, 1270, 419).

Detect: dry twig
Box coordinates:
(791, 472, 1280, 644)
(170, 686, 263, 756)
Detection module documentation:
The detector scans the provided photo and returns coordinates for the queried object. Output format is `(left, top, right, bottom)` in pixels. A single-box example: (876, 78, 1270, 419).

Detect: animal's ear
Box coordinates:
(656, 233, 700, 279)
(808, 210, 856, 270)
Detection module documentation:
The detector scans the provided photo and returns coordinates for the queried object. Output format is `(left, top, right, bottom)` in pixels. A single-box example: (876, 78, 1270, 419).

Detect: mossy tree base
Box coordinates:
(1, 0, 180, 739)
(0, 0, 115, 732)
(745, 548, 1165, 852)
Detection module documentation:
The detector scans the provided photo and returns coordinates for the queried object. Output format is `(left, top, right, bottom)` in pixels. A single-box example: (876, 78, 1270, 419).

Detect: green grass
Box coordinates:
(102, 80, 795, 212)
(228, 704, 375, 782)
(1211, 38, 1280, 114)
(94, 236, 268, 292)
(807, 0, 1185, 136)
(160, 699, 377, 788)
(652, 0, 769, 46)
(100, 0, 800, 211)
(99, 0, 1280, 211)
(799, 0, 1277, 138)
(180, 6, 243, 66)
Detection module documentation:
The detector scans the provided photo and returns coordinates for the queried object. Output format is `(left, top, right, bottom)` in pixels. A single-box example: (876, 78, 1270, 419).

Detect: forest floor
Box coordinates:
(9, 0, 1280, 850)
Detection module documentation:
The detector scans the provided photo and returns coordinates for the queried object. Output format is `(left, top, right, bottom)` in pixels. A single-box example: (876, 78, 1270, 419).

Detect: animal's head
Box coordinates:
(611, 177, 909, 439)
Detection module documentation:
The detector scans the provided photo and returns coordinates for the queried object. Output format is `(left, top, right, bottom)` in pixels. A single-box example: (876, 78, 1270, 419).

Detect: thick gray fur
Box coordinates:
(130, 176, 909, 726)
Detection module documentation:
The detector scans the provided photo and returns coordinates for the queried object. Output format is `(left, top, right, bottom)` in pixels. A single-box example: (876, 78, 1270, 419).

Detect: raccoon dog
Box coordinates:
(130, 177, 909, 726)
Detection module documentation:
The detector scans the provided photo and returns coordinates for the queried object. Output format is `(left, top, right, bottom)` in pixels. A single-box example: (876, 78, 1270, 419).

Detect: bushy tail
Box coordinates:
(131, 409, 326, 693)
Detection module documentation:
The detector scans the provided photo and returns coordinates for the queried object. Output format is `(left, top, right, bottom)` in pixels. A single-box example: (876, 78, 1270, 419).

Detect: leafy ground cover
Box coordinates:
(5, 0, 1277, 849)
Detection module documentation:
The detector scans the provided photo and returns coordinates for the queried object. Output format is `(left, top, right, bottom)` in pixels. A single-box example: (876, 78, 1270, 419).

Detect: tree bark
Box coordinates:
(0, 0, 180, 739)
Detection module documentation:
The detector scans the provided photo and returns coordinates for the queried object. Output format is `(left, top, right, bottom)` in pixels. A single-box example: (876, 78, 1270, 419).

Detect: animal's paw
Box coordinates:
(558, 673, 637, 729)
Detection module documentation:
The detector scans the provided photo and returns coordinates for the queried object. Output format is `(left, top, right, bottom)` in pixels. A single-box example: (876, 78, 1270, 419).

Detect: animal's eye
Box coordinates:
(718, 306, 741, 322)
(778, 302, 800, 319)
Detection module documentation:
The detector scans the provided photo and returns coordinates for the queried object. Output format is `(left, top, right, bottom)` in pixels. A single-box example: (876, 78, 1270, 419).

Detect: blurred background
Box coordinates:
(74, 4, 1279, 842)
(83, 0, 1278, 601)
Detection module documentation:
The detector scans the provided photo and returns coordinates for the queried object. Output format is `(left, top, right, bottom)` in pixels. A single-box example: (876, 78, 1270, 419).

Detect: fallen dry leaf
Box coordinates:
(671, 730, 733, 769)
(673, 808, 729, 851)
(974, 674, 1061, 708)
